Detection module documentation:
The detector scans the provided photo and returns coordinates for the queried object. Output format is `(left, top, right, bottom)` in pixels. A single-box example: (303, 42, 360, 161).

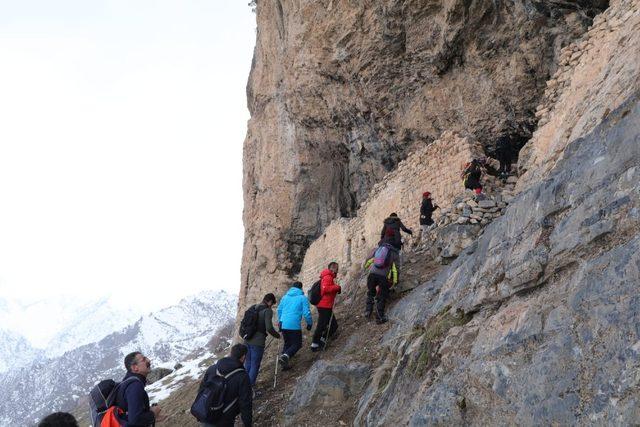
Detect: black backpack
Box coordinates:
(238, 304, 266, 340)
(308, 280, 321, 306)
(89, 377, 139, 426)
(190, 368, 244, 423)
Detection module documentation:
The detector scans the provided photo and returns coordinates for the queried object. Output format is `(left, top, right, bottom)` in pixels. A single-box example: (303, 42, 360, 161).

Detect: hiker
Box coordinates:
(462, 159, 484, 195)
(495, 136, 513, 180)
(277, 282, 312, 370)
(112, 352, 165, 426)
(363, 244, 399, 324)
(311, 262, 342, 352)
(198, 344, 252, 427)
(38, 412, 79, 427)
(243, 293, 281, 386)
(419, 192, 439, 236)
(380, 213, 413, 250)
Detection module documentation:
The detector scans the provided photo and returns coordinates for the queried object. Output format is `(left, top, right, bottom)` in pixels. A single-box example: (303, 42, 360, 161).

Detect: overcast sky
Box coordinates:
(0, 0, 255, 336)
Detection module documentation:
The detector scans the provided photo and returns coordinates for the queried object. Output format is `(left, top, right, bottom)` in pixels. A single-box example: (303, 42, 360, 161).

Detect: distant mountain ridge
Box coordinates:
(0, 295, 143, 371)
(0, 289, 237, 426)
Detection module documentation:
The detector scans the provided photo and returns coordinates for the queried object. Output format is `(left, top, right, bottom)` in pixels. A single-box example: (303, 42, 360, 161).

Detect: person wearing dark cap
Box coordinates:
(243, 293, 280, 385)
(420, 192, 439, 237)
(276, 282, 312, 370)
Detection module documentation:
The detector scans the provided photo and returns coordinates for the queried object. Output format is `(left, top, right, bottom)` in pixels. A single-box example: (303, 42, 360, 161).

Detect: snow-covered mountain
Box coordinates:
(0, 329, 43, 373)
(0, 294, 143, 371)
(45, 298, 140, 358)
(0, 289, 237, 426)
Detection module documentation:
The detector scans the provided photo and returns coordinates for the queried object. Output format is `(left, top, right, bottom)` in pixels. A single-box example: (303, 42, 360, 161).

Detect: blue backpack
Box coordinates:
(373, 244, 392, 268)
(191, 368, 244, 423)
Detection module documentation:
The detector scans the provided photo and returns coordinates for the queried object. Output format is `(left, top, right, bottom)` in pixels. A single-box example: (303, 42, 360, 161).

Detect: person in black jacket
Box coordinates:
(462, 159, 484, 196)
(420, 192, 439, 237)
(495, 135, 513, 180)
(380, 213, 413, 250)
(199, 344, 252, 427)
(113, 352, 164, 427)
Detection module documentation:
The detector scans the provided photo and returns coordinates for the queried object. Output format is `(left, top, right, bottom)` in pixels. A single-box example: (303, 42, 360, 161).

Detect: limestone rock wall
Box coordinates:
(356, 92, 640, 427)
(519, 0, 640, 186)
(298, 132, 482, 287)
(240, 0, 605, 314)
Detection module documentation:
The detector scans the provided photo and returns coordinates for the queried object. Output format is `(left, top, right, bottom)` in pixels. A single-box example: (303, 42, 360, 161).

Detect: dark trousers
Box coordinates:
(312, 307, 338, 345)
(243, 344, 265, 385)
(498, 157, 511, 175)
(281, 329, 302, 358)
(366, 274, 390, 320)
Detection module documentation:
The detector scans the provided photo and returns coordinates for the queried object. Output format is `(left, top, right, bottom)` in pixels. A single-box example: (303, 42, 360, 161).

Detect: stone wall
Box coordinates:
(299, 132, 483, 287)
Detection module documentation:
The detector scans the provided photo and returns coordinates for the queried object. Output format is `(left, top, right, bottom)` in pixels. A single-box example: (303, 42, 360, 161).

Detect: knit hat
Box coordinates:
(292, 282, 303, 289)
(423, 191, 431, 198)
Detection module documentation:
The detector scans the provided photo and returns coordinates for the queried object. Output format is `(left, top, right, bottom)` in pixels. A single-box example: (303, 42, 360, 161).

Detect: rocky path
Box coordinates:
(252, 242, 444, 426)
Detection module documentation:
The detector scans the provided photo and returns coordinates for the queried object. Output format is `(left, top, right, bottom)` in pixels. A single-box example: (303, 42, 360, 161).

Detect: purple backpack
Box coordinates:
(373, 245, 392, 268)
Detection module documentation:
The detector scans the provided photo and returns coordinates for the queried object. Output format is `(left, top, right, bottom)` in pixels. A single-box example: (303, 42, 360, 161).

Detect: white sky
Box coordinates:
(0, 1, 255, 325)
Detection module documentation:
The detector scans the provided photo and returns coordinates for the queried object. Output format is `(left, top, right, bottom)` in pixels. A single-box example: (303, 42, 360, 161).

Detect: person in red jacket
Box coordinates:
(311, 262, 341, 351)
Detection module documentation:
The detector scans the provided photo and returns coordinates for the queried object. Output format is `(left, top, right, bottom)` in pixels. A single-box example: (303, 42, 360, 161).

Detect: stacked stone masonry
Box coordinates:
(437, 178, 516, 228)
(299, 132, 487, 287)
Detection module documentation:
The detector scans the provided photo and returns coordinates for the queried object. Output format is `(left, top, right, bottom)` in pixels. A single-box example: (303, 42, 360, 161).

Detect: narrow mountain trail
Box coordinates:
(252, 241, 443, 426)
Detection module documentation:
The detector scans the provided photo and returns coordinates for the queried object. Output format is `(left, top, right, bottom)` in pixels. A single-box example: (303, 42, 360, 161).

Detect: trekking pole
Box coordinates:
(273, 353, 279, 389)
(323, 309, 335, 351)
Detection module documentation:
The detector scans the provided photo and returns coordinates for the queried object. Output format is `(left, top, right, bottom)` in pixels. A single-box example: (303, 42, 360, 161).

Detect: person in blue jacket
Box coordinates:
(277, 281, 312, 370)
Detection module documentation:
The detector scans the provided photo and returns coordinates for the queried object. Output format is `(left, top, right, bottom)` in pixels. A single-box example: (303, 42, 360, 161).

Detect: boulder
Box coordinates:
(146, 367, 173, 384)
(435, 224, 482, 261)
(284, 361, 370, 425)
(478, 199, 497, 209)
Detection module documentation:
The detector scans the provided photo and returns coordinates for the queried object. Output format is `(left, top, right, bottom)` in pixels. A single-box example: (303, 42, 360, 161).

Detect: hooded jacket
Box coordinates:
(380, 216, 412, 249)
(317, 269, 341, 309)
(199, 356, 252, 427)
(277, 287, 312, 330)
(112, 373, 154, 427)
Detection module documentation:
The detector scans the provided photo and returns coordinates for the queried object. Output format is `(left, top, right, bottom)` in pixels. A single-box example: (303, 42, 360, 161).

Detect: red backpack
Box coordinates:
(101, 407, 127, 427)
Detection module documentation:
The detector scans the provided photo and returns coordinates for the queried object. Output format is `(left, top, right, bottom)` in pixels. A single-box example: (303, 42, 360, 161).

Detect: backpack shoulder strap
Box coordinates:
(220, 369, 245, 414)
(224, 368, 245, 379)
(106, 376, 142, 407)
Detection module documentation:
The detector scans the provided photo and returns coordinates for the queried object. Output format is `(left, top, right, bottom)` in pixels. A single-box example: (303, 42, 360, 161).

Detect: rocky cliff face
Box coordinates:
(240, 0, 607, 311)
(242, 0, 640, 424)
(231, 0, 640, 424)
(354, 94, 640, 425)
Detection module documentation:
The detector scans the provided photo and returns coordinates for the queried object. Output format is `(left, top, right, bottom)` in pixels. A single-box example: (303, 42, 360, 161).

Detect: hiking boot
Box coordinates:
(364, 310, 372, 319)
(278, 354, 289, 369)
(376, 316, 388, 325)
(310, 343, 320, 352)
